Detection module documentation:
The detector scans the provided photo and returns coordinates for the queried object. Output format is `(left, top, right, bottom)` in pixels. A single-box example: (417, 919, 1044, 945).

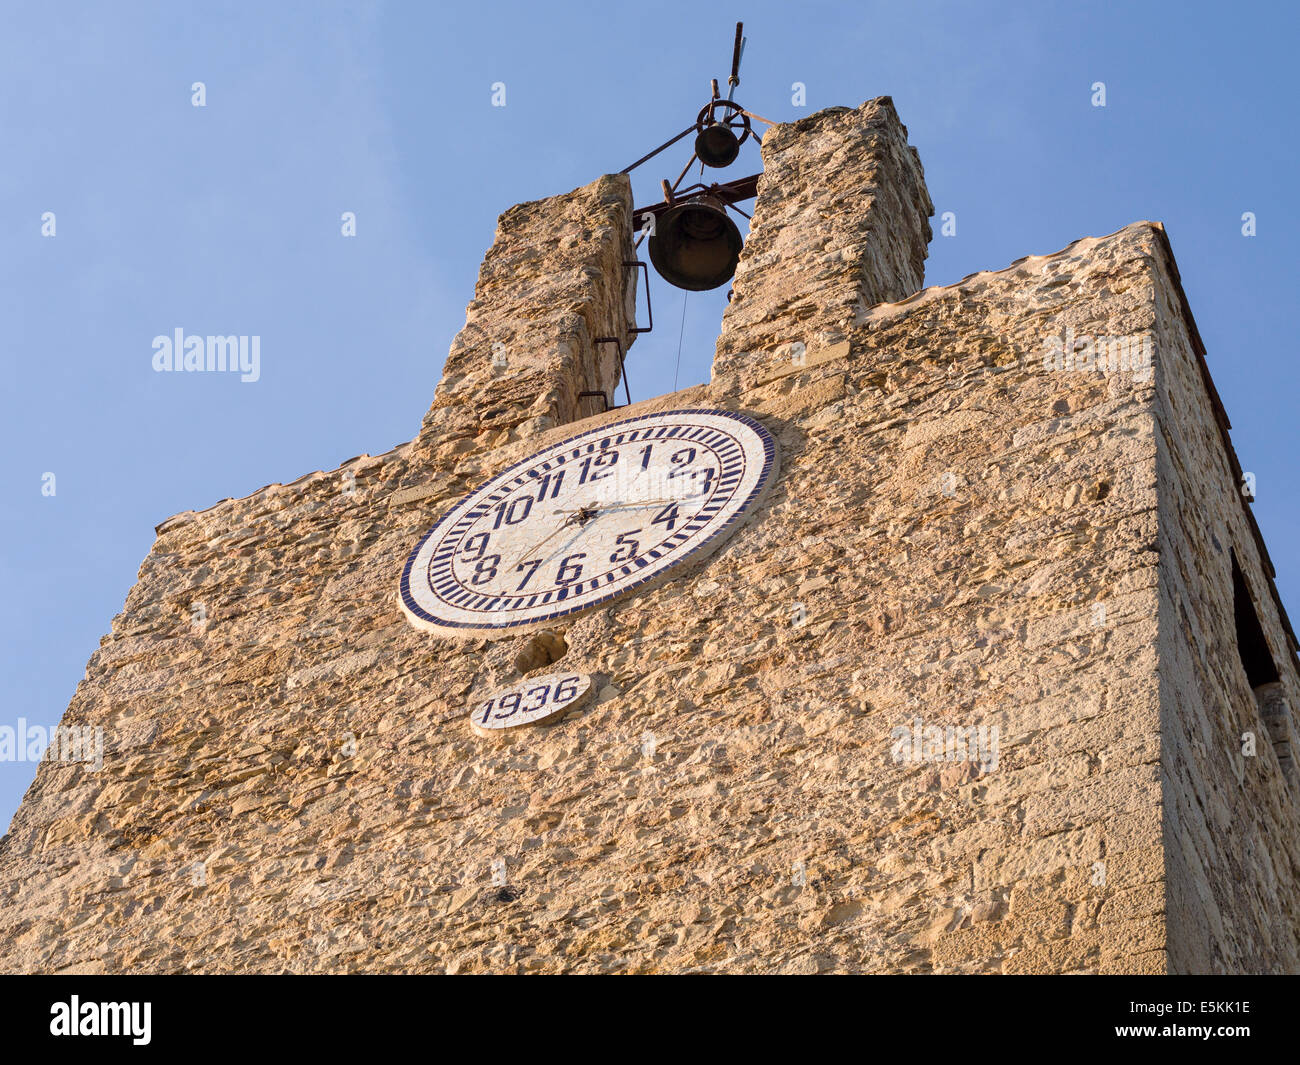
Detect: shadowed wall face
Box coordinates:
(1149, 248, 1300, 975)
(0, 100, 1296, 975)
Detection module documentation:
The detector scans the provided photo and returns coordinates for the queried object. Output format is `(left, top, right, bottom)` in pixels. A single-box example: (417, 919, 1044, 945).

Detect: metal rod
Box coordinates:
(670, 154, 697, 195)
(577, 390, 610, 413)
(727, 22, 744, 100)
(619, 124, 696, 175)
(630, 172, 761, 228)
(595, 338, 633, 407)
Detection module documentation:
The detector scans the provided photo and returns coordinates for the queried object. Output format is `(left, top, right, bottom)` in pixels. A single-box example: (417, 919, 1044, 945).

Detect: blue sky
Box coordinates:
(2, 0, 1296, 829)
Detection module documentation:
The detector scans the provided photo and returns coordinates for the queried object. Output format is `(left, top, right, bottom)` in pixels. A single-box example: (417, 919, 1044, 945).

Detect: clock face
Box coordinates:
(399, 408, 778, 637)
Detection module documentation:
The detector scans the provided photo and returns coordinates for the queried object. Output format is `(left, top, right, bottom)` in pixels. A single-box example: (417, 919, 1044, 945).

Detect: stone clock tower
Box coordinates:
(2, 98, 1298, 974)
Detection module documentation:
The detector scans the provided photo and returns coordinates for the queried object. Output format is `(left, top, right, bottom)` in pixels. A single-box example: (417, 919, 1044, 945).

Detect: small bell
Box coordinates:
(694, 123, 741, 168)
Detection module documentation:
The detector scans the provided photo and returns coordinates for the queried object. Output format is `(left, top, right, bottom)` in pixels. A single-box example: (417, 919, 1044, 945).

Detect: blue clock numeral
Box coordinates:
(578, 450, 618, 485)
(470, 554, 501, 585)
(651, 504, 680, 531)
(515, 558, 543, 590)
(609, 530, 641, 564)
(555, 553, 587, 585)
(491, 496, 533, 529)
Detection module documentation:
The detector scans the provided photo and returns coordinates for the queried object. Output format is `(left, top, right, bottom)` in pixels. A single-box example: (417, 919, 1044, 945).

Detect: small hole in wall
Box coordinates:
(513, 630, 568, 674)
(1093, 481, 1111, 501)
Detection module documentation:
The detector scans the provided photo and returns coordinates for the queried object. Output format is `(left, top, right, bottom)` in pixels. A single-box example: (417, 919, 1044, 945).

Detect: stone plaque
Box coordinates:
(469, 671, 594, 736)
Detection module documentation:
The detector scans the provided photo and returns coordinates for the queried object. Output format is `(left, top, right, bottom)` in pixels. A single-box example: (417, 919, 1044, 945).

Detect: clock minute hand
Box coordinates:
(509, 496, 694, 573)
(510, 511, 600, 576)
(592, 497, 699, 512)
(507, 523, 574, 575)
(536, 517, 598, 568)
(551, 496, 687, 515)
(509, 516, 576, 571)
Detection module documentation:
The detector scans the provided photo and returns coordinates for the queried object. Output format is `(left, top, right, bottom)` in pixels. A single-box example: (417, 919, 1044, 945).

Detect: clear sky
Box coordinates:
(2, 0, 1297, 830)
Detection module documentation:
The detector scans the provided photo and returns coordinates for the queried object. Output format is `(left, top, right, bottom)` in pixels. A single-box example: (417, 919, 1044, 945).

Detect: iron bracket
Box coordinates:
(593, 336, 632, 408)
(625, 260, 653, 335)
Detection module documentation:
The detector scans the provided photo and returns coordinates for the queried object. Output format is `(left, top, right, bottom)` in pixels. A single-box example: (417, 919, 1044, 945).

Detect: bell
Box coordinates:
(694, 123, 740, 168)
(648, 196, 743, 292)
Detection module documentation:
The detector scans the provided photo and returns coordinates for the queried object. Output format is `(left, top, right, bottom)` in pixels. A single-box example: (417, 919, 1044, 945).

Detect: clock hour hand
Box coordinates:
(510, 512, 598, 575)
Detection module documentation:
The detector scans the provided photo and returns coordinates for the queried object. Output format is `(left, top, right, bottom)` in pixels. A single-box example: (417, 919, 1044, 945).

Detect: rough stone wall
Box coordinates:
(0, 102, 1294, 975)
(1148, 238, 1300, 974)
(415, 173, 637, 468)
(713, 97, 933, 391)
(795, 223, 1168, 974)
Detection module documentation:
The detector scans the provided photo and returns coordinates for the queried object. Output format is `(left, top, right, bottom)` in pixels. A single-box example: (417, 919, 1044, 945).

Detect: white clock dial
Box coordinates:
(399, 408, 778, 637)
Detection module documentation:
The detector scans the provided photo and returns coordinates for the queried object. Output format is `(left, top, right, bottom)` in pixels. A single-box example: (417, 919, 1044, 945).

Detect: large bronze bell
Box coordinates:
(694, 123, 740, 168)
(647, 196, 743, 292)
